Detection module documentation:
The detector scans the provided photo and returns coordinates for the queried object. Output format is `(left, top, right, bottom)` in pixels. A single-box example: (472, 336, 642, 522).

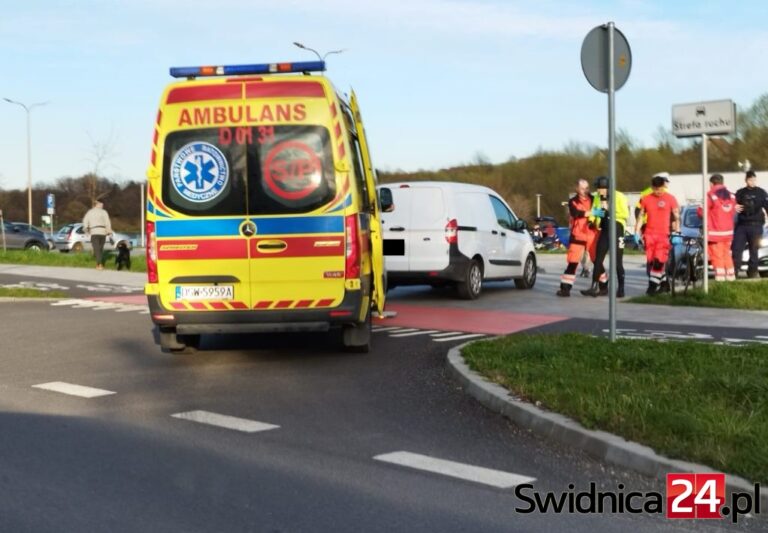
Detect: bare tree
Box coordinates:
(84, 128, 120, 204)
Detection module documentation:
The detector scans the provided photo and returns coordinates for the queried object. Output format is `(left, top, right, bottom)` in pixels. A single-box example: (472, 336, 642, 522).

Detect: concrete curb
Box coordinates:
(447, 343, 767, 507)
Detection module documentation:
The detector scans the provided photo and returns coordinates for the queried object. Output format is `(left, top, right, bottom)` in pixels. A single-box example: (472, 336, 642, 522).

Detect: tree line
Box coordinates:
(2, 94, 766, 230)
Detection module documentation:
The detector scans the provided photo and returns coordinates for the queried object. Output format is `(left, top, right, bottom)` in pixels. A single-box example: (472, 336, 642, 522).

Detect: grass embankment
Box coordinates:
(0, 249, 146, 273)
(0, 287, 67, 298)
(462, 333, 768, 483)
(628, 279, 768, 311)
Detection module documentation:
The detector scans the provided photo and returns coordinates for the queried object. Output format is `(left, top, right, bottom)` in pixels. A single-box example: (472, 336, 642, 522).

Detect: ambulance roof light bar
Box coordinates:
(169, 61, 326, 79)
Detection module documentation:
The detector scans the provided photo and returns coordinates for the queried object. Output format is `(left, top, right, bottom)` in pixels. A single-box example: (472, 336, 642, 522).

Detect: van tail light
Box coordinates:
(445, 218, 458, 244)
(345, 214, 361, 280)
(146, 221, 158, 283)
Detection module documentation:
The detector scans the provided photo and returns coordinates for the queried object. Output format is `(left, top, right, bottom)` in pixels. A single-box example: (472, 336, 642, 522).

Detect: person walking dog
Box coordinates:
(82, 200, 113, 270)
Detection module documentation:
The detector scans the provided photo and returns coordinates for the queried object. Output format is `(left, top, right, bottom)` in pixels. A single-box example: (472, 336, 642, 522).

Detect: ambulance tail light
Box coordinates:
(146, 221, 158, 283)
(445, 219, 458, 244)
(169, 61, 325, 78)
(345, 214, 361, 280)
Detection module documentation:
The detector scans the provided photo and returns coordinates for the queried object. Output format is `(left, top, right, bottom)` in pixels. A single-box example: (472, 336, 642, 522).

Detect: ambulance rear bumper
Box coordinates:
(146, 292, 363, 333)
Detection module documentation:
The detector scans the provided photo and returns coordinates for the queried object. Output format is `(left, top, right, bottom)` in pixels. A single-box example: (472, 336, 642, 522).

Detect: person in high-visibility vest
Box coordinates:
(557, 178, 599, 297)
(581, 176, 630, 297)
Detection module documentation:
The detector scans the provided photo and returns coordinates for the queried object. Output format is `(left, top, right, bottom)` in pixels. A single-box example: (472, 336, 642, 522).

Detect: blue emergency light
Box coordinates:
(169, 61, 326, 78)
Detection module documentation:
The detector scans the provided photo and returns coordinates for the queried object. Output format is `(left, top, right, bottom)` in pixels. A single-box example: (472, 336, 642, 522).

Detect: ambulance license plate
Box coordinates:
(175, 285, 234, 301)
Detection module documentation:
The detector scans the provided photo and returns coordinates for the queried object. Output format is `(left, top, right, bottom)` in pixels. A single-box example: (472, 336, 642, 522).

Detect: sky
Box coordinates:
(1, 0, 768, 192)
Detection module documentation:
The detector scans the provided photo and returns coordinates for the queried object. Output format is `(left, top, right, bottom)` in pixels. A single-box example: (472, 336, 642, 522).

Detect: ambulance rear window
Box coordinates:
(162, 126, 335, 216)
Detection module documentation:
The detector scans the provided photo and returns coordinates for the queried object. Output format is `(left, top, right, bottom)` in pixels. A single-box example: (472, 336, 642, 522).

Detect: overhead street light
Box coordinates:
(3, 98, 49, 225)
(292, 42, 346, 64)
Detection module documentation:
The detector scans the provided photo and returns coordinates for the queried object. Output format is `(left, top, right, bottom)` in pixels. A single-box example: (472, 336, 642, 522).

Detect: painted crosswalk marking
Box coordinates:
(50, 299, 149, 314)
(389, 330, 440, 338)
(32, 382, 116, 398)
(373, 326, 487, 343)
(432, 333, 487, 342)
(373, 451, 536, 489)
(171, 410, 279, 433)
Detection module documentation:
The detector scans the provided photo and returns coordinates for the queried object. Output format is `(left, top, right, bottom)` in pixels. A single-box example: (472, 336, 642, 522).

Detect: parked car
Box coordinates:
(10, 222, 55, 249)
(377, 181, 537, 299)
(679, 204, 767, 277)
(0, 221, 50, 251)
(54, 223, 135, 253)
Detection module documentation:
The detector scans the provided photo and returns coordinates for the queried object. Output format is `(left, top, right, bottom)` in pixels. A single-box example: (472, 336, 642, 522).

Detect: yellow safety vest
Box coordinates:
(589, 191, 629, 227)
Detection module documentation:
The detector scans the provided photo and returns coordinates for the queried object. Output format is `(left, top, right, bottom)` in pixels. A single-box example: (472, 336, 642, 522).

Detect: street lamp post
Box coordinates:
(292, 42, 346, 64)
(536, 194, 542, 218)
(3, 98, 48, 225)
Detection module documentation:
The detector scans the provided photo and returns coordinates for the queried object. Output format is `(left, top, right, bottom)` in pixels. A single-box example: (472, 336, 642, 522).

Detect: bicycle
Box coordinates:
(666, 233, 705, 295)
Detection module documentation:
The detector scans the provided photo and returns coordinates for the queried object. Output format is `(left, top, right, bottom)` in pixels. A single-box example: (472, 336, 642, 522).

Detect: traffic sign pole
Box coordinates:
(607, 22, 617, 343)
(702, 134, 708, 293)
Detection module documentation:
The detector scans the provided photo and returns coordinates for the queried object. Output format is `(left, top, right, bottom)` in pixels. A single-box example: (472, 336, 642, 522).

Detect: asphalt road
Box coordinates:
(0, 298, 762, 532)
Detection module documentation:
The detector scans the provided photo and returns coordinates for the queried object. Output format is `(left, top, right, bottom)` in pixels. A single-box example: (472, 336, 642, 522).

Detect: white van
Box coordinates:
(377, 181, 537, 299)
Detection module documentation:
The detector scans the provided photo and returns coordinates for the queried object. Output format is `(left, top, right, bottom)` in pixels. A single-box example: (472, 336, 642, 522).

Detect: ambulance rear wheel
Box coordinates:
(342, 308, 371, 353)
(159, 327, 199, 354)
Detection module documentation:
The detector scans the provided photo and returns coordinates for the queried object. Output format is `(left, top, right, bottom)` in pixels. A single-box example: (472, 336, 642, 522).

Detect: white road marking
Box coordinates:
(32, 382, 116, 398)
(429, 331, 464, 337)
(371, 326, 406, 332)
(50, 299, 84, 306)
(373, 451, 536, 489)
(432, 334, 486, 342)
(384, 328, 420, 334)
(389, 330, 440, 338)
(171, 410, 279, 433)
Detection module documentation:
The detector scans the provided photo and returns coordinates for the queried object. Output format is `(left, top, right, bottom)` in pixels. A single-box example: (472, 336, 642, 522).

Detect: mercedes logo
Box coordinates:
(241, 221, 257, 237)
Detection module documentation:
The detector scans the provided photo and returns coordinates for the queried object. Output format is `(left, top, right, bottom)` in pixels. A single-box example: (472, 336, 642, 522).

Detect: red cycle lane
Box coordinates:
(380, 303, 568, 336)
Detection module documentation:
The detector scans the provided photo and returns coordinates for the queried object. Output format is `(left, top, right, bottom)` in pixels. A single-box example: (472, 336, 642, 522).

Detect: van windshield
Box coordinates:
(162, 126, 336, 216)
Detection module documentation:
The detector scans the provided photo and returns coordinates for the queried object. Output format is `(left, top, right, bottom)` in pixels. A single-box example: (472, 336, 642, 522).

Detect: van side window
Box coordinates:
(489, 196, 513, 230)
(341, 106, 370, 211)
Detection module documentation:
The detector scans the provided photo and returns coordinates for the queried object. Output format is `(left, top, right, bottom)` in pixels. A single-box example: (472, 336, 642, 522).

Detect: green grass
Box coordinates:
(0, 287, 67, 298)
(462, 333, 768, 484)
(628, 279, 768, 310)
(0, 249, 146, 273)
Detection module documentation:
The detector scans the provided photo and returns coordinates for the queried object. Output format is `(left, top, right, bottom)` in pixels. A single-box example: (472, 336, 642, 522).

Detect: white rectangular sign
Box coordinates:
(671, 99, 736, 137)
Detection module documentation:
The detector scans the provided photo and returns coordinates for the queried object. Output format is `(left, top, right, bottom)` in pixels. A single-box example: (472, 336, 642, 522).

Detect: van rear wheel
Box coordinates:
(457, 259, 482, 300)
(342, 307, 371, 353)
(159, 327, 199, 354)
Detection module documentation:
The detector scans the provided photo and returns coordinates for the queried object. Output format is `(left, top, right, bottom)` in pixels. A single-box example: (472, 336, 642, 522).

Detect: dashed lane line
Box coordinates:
(373, 451, 536, 489)
(32, 382, 116, 398)
(171, 410, 280, 433)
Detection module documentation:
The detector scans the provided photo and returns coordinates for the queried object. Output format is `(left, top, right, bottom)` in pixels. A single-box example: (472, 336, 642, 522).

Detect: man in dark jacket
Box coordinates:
(732, 170, 768, 278)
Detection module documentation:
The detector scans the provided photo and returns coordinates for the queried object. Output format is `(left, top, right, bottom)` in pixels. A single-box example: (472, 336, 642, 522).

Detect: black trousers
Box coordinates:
(91, 235, 107, 266)
(593, 223, 625, 286)
(732, 224, 762, 273)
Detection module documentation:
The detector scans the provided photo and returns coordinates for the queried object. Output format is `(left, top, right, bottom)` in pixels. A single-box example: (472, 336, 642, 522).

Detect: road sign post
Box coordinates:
(671, 100, 736, 293)
(581, 22, 632, 342)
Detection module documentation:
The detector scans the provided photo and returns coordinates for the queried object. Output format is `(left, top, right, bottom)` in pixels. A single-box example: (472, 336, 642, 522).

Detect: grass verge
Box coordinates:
(0, 249, 146, 273)
(462, 333, 768, 484)
(0, 287, 67, 298)
(628, 279, 768, 311)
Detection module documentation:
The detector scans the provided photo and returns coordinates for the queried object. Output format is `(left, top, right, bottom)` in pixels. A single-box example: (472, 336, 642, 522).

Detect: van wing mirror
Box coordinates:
(514, 219, 528, 232)
(378, 188, 394, 213)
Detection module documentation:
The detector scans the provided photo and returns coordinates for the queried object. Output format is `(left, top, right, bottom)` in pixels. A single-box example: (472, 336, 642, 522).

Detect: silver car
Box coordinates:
(680, 204, 768, 277)
(54, 223, 135, 253)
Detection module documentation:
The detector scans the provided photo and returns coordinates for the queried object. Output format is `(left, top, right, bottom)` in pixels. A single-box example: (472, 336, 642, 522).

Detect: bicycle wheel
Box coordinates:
(689, 251, 705, 292)
(666, 245, 677, 295)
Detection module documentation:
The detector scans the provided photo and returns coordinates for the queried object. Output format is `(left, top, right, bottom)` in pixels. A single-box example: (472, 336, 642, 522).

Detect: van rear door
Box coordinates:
(158, 128, 252, 311)
(246, 124, 346, 309)
(381, 186, 411, 272)
(407, 186, 449, 272)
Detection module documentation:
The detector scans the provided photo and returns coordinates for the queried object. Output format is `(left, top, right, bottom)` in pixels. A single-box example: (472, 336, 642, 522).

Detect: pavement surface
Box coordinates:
(0, 258, 765, 531)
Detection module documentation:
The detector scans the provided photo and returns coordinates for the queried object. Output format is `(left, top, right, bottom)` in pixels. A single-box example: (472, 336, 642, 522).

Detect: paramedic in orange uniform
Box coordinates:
(557, 178, 599, 297)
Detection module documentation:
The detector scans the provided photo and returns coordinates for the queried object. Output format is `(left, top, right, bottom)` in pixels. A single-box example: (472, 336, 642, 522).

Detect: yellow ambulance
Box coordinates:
(144, 60, 387, 353)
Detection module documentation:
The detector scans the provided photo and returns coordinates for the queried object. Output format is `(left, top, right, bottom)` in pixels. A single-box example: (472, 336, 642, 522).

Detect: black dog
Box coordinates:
(115, 242, 131, 271)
